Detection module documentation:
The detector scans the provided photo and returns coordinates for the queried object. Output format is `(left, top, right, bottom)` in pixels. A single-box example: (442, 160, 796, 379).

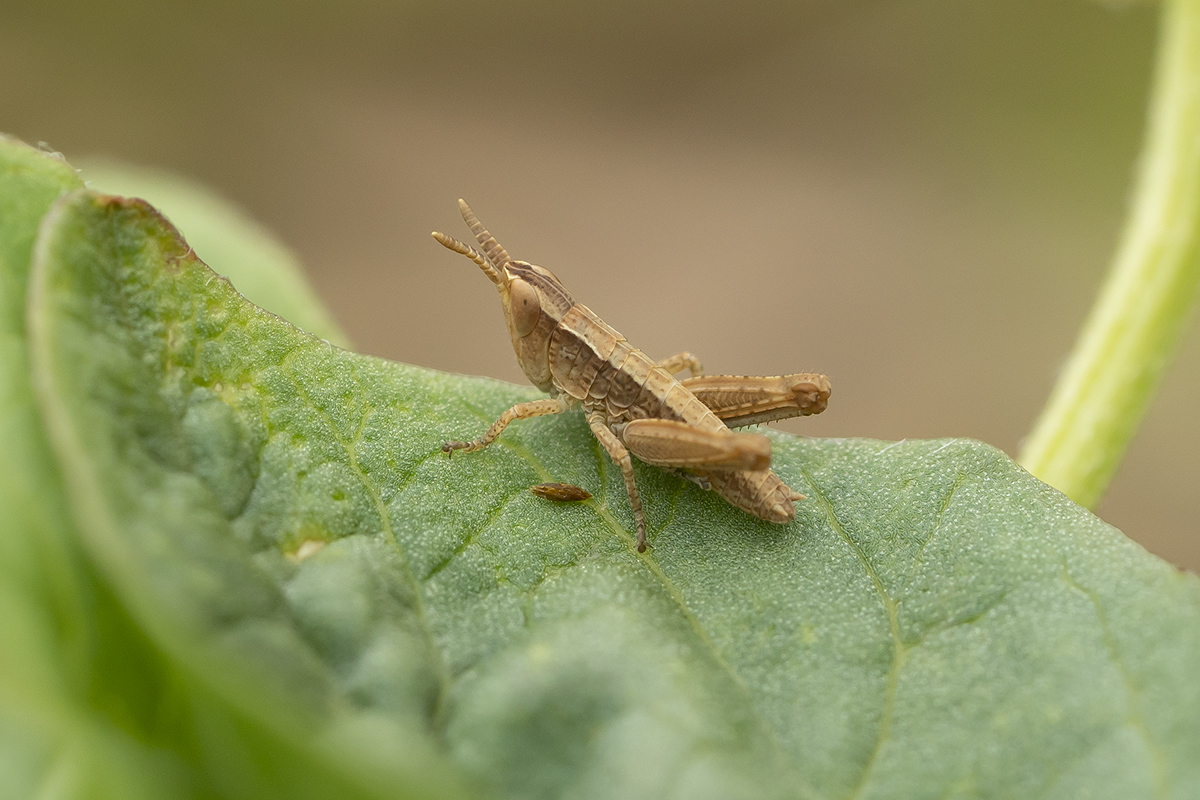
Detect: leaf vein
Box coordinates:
(798, 468, 907, 800)
(424, 489, 526, 581)
(905, 589, 1010, 650)
(286, 360, 452, 730)
(1060, 566, 1169, 799)
(909, 471, 969, 570)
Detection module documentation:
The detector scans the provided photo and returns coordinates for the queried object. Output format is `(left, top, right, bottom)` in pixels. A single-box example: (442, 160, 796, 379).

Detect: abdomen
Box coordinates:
(549, 303, 798, 524)
(703, 469, 797, 523)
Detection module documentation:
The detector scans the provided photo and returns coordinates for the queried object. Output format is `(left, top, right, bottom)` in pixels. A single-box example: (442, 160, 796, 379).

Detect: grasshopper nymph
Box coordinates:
(434, 200, 830, 552)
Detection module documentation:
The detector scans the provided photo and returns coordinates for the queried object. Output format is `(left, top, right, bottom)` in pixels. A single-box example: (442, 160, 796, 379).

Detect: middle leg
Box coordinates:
(586, 412, 649, 552)
(657, 351, 705, 378)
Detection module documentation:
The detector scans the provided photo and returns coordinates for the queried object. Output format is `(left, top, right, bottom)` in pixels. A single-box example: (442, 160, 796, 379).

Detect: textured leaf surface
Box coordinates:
(75, 160, 349, 347)
(0, 137, 449, 800)
(24, 186, 1200, 799)
(0, 134, 197, 800)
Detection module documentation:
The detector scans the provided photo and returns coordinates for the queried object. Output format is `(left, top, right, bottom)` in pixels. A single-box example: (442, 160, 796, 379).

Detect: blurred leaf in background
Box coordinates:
(0, 136, 465, 800)
(0, 134, 195, 800)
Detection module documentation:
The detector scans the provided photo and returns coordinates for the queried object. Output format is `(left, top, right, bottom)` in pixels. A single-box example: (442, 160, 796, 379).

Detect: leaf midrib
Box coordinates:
(799, 469, 906, 800)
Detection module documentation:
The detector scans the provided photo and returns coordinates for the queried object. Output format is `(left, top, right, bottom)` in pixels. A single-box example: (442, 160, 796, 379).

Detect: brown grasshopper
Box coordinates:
(434, 200, 830, 552)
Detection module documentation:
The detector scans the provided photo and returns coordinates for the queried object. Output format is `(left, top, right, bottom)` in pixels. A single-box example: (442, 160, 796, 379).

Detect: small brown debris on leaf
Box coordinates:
(530, 482, 592, 502)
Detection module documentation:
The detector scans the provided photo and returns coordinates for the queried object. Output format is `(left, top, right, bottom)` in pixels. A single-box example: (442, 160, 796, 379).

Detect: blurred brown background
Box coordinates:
(5, 0, 1196, 569)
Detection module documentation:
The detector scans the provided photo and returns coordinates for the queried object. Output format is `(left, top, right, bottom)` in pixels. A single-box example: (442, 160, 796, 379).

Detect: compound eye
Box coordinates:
(509, 278, 542, 337)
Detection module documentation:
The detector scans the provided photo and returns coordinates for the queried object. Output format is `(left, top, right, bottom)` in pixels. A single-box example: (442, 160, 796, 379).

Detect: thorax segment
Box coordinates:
(549, 304, 725, 429)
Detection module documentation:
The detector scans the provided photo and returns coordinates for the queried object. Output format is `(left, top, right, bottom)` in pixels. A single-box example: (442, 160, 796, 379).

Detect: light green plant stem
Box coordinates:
(1020, 0, 1200, 509)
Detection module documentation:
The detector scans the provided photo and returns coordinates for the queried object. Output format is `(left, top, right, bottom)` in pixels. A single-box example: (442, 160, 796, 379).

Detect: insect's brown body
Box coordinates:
(434, 200, 830, 551)
(549, 301, 801, 523)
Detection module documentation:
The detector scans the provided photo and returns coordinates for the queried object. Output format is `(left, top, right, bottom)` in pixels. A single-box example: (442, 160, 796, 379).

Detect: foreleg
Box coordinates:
(443, 396, 570, 454)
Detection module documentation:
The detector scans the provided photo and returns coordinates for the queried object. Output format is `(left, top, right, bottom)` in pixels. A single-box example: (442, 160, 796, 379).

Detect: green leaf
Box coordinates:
(0, 136, 450, 800)
(75, 159, 350, 348)
(0, 137, 87, 684)
(25, 187, 1200, 799)
(0, 134, 197, 800)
